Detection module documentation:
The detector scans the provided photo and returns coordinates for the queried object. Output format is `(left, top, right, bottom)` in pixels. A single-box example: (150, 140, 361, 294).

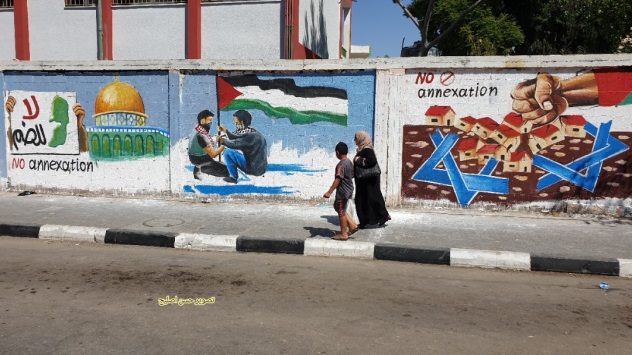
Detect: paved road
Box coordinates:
(1, 237, 631, 354)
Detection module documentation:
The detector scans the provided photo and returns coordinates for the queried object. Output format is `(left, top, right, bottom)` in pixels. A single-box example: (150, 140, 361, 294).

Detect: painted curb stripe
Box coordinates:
(40, 225, 108, 243)
(0, 223, 41, 238)
(104, 229, 176, 248)
(531, 256, 619, 276)
(175, 233, 238, 252)
(451, 248, 531, 271)
(304, 239, 374, 259)
(374, 244, 450, 265)
(618, 259, 632, 278)
(236, 237, 304, 254)
(1, 222, 631, 278)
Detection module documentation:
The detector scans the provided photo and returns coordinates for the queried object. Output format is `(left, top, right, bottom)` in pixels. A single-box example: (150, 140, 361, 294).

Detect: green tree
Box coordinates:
(394, 0, 524, 56)
(504, 0, 632, 55)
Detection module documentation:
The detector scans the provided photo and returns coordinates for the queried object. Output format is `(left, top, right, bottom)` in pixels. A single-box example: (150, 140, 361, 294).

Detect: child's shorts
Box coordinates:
(333, 198, 348, 217)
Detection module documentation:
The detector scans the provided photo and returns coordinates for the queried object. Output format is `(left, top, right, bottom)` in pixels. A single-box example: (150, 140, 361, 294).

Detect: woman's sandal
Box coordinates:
(332, 234, 349, 241)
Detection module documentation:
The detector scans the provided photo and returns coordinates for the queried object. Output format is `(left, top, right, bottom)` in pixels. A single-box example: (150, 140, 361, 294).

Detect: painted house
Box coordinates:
(0, 0, 354, 61)
(529, 124, 564, 152)
(457, 138, 478, 161)
(560, 115, 588, 138)
(502, 151, 533, 173)
(502, 112, 533, 134)
(490, 124, 521, 148)
(472, 117, 499, 139)
(425, 106, 455, 126)
(455, 116, 477, 132)
(476, 143, 500, 165)
(493, 145, 510, 163)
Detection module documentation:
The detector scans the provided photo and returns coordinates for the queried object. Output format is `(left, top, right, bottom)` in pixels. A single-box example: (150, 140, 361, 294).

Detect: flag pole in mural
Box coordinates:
(217, 75, 349, 126)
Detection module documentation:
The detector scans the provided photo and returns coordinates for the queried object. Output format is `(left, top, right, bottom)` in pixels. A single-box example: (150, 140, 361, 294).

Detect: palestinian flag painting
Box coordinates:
(218, 75, 348, 126)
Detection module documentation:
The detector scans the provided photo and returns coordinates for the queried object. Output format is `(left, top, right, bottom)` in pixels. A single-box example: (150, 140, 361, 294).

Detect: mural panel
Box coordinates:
(3, 72, 170, 193)
(401, 69, 632, 206)
(172, 72, 375, 198)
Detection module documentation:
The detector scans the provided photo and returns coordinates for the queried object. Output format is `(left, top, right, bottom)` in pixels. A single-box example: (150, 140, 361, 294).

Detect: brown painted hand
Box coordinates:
(5, 96, 16, 113)
(511, 73, 568, 125)
(73, 103, 85, 124)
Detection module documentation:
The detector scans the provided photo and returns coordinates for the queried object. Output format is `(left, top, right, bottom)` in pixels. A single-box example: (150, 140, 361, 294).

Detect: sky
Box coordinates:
(351, 1, 420, 58)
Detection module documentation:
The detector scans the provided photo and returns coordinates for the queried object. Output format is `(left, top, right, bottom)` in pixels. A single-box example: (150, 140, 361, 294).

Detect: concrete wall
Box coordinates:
(299, 0, 339, 59)
(1, 55, 631, 212)
(0, 9, 15, 61)
(29, 0, 98, 61)
(201, 1, 282, 60)
(113, 5, 186, 60)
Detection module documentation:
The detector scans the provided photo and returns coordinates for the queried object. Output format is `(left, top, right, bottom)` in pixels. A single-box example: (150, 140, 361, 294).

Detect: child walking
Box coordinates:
(323, 142, 359, 240)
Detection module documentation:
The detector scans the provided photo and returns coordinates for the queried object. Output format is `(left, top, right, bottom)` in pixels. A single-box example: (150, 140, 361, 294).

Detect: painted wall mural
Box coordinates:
(3, 72, 171, 193)
(3, 64, 629, 207)
(402, 68, 632, 206)
(171, 72, 375, 198)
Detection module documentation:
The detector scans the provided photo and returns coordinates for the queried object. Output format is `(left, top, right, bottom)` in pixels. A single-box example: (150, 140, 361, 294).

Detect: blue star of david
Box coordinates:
(534, 121, 629, 192)
(411, 131, 509, 207)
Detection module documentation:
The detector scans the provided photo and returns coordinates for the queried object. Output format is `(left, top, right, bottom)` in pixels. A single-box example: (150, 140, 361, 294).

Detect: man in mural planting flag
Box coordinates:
(214, 74, 350, 184)
(217, 110, 267, 184)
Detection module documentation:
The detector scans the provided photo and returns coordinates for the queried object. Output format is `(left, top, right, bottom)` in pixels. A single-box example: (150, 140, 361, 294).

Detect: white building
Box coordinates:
(0, 0, 354, 61)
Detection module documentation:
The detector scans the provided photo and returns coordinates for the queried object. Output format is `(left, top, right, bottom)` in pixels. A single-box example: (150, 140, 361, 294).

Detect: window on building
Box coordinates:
(65, 0, 97, 6)
(112, 0, 187, 4)
(0, 0, 14, 9)
(62, 0, 256, 8)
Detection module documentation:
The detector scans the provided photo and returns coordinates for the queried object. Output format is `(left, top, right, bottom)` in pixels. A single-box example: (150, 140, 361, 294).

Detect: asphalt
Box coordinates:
(1, 191, 631, 277)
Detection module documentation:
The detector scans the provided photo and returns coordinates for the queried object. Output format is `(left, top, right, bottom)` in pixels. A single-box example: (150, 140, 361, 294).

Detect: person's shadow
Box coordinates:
(303, 215, 340, 238)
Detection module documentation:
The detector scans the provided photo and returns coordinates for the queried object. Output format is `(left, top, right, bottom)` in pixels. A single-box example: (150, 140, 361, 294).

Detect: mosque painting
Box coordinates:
(85, 78, 169, 161)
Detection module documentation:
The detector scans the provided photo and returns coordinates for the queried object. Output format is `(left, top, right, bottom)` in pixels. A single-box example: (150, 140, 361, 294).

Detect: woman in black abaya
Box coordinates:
(353, 131, 391, 228)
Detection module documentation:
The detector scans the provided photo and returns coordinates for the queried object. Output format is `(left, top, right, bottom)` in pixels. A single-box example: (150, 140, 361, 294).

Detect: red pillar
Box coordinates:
(13, 0, 30, 61)
(187, 0, 202, 59)
(101, 0, 113, 60)
(291, 0, 302, 59)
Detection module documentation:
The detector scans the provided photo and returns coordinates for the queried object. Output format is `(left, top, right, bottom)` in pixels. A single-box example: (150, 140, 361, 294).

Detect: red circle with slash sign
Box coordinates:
(440, 71, 455, 86)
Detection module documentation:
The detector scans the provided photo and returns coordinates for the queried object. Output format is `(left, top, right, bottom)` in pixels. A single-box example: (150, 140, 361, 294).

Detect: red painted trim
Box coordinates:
(282, 0, 322, 59)
(13, 0, 30, 60)
(290, 0, 322, 59)
(291, 0, 301, 59)
(186, 0, 202, 59)
(101, 0, 113, 60)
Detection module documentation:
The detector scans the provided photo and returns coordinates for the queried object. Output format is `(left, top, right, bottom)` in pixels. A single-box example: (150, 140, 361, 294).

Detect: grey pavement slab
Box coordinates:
(0, 191, 631, 260)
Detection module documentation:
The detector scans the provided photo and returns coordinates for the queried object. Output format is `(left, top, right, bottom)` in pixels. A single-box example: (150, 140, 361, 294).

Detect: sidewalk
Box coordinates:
(1, 191, 631, 277)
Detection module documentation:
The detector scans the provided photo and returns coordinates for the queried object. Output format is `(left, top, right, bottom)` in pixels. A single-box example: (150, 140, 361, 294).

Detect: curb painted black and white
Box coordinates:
(2, 223, 631, 278)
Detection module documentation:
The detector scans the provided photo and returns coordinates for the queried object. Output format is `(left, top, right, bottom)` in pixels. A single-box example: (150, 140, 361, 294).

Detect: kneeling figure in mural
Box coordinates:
(188, 110, 229, 180)
(217, 110, 268, 184)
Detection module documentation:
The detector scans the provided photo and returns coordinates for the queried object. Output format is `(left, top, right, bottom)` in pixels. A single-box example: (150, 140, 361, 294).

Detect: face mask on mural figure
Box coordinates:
(200, 123, 211, 131)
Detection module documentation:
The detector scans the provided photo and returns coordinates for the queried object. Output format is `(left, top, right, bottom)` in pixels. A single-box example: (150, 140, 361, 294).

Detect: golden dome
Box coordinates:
(93, 80, 147, 118)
